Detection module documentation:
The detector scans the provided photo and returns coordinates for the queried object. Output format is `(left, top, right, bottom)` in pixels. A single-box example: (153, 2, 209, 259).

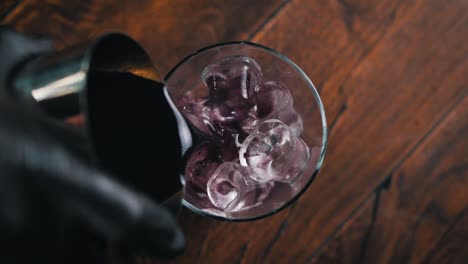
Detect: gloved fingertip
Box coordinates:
(119, 200, 185, 258)
(167, 227, 185, 256)
(140, 214, 186, 258)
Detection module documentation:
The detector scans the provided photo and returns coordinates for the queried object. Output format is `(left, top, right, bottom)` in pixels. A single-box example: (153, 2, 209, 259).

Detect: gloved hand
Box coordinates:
(0, 27, 184, 262)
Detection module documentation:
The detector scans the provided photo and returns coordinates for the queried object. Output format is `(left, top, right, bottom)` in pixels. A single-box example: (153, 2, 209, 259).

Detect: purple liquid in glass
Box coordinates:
(178, 56, 311, 215)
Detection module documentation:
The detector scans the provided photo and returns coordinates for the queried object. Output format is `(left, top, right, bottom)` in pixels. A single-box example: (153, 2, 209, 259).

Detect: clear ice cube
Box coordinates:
(178, 93, 214, 136)
(239, 119, 310, 183)
(242, 81, 303, 136)
(207, 162, 274, 211)
(202, 56, 262, 124)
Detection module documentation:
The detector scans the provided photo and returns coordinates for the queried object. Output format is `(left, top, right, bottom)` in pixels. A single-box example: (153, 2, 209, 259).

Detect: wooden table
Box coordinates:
(2, 0, 467, 263)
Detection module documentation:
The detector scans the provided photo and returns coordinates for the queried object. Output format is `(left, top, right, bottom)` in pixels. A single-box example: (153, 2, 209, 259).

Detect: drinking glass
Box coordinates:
(165, 42, 327, 220)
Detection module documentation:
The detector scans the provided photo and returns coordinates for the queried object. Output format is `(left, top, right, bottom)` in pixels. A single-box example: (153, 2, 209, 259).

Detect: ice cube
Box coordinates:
(228, 180, 275, 212)
(279, 137, 310, 183)
(184, 143, 221, 194)
(276, 107, 303, 137)
(239, 119, 310, 183)
(178, 93, 214, 136)
(257, 81, 293, 116)
(202, 56, 262, 124)
(242, 81, 303, 136)
(207, 162, 274, 211)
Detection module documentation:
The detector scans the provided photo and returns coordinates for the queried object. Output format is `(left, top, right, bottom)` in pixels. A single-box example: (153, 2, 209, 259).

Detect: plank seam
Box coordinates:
(247, 0, 292, 41)
(420, 207, 468, 263)
(357, 177, 391, 262)
(305, 194, 375, 262)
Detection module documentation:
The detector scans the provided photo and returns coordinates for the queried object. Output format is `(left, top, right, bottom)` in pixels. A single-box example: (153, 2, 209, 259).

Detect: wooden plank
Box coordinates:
(1, 0, 286, 74)
(169, 0, 468, 262)
(308, 97, 468, 263)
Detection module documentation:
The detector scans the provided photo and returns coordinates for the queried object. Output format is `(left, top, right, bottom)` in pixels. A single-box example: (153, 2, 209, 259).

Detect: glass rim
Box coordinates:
(165, 41, 328, 221)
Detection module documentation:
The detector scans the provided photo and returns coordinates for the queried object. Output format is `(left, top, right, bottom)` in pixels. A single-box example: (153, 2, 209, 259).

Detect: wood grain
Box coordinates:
(1, 0, 467, 263)
(310, 195, 376, 264)
(0, 0, 19, 20)
(1, 0, 286, 74)
(423, 211, 468, 264)
(309, 97, 468, 263)
(168, 0, 468, 262)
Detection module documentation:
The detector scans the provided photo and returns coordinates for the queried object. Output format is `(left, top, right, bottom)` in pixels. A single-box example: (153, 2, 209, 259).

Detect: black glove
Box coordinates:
(0, 27, 184, 263)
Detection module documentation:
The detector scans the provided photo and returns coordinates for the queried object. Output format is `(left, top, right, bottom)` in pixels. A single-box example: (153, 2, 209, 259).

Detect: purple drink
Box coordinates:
(177, 56, 312, 216)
